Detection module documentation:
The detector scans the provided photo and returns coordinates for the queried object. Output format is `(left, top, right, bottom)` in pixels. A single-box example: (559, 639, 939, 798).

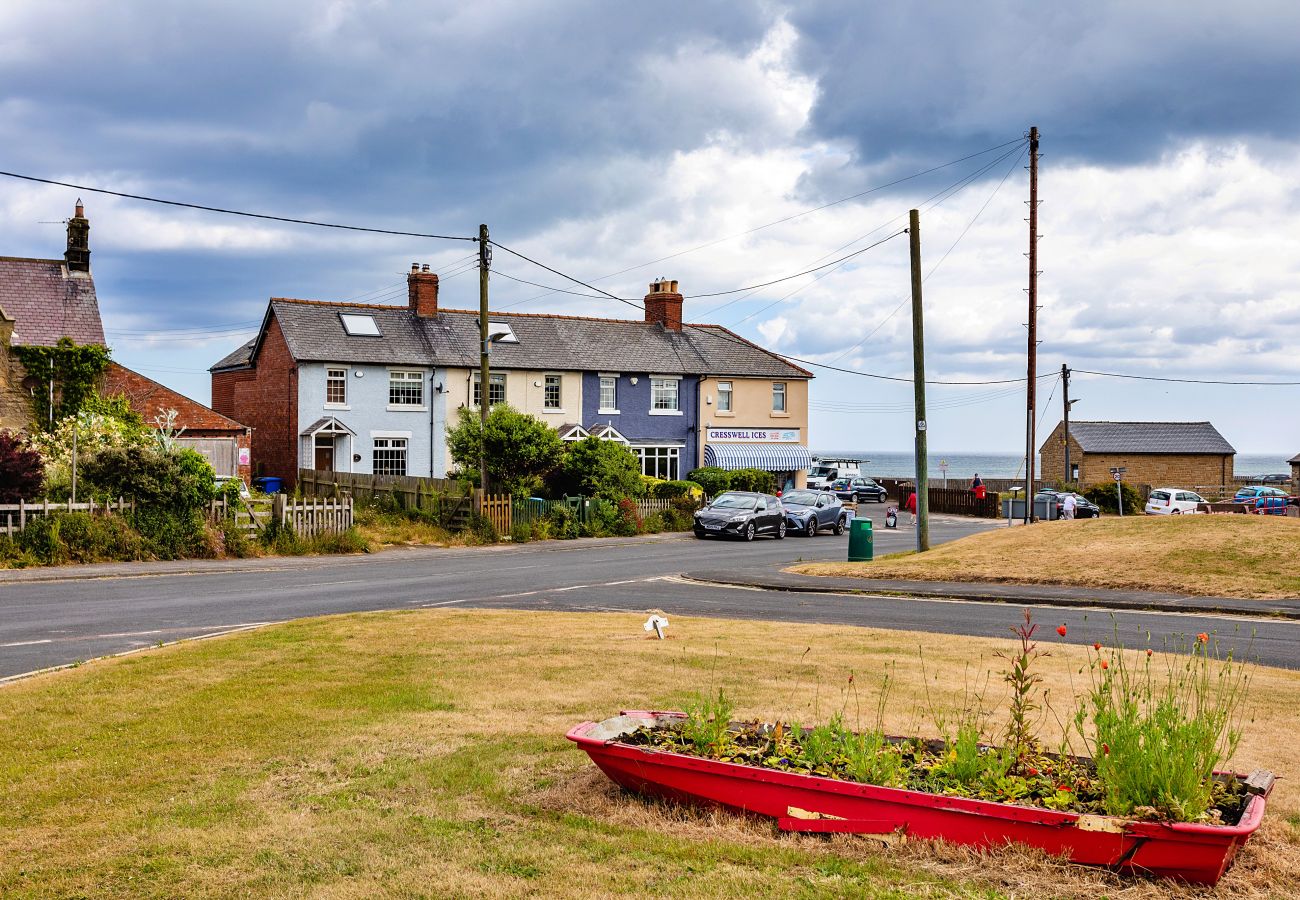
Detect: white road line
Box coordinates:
(1, 639, 52, 647)
(421, 598, 476, 607)
(95, 629, 163, 639)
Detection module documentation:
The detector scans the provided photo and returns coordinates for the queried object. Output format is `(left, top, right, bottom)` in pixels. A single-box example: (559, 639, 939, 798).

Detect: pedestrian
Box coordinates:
(1062, 492, 1077, 521)
(970, 473, 986, 500)
(905, 488, 917, 526)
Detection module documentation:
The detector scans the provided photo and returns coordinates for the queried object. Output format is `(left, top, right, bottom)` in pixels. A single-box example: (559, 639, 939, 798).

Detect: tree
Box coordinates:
(26, 393, 148, 500)
(552, 436, 644, 500)
(79, 446, 215, 512)
(0, 430, 44, 501)
(445, 404, 564, 496)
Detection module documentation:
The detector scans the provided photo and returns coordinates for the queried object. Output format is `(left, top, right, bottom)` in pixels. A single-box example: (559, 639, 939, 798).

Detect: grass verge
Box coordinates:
(2, 609, 1297, 897)
(793, 515, 1300, 599)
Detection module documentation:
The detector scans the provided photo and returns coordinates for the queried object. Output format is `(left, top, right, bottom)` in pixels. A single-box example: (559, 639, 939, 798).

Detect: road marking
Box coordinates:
(95, 629, 163, 639)
(1, 639, 52, 647)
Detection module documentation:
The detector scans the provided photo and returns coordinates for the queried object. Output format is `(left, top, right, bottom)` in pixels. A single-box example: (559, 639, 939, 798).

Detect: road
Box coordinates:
(3, 508, 1296, 678)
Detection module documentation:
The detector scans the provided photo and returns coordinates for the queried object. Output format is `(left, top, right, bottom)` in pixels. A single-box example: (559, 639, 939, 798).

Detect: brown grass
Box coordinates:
(793, 514, 1300, 599)
(2, 609, 1297, 897)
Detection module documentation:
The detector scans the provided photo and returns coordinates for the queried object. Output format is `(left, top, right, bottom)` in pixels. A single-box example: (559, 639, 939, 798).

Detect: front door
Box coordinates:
(314, 436, 334, 471)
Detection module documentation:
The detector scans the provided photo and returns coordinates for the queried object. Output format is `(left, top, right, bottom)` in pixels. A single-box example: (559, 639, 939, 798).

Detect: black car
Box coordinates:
(693, 491, 787, 540)
(1036, 489, 1100, 519)
(780, 489, 848, 537)
(1257, 474, 1292, 486)
(831, 476, 887, 504)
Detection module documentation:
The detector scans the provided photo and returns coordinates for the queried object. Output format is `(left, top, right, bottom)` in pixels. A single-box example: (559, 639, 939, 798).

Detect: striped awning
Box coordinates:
(704, 442, 813, 472)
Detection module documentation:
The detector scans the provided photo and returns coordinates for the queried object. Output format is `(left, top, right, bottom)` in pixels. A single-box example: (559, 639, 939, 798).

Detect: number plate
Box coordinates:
(704, 524, 721, 530)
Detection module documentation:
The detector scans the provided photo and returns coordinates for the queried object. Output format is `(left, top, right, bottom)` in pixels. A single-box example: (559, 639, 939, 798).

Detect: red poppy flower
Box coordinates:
(1057, 785, 1072, 792)
(1056, 625, 1068, 637)
(1102, 743, 1110, 755)
(1027, 767, 1039, 777)
(1093, 642, 1102, 651)
(1197, 632, 1209, 643)
(1146, 648, 1153, 657)
(1100, 660, 1109, 670)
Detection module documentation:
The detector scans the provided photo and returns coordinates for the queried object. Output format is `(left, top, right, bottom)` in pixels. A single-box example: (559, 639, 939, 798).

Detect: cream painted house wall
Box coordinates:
(697, 376, 810, 474)
(441, 367, 583, 472)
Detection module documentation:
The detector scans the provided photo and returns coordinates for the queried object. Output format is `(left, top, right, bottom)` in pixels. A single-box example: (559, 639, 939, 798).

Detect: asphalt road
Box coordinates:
(3, 508, 1296, 678)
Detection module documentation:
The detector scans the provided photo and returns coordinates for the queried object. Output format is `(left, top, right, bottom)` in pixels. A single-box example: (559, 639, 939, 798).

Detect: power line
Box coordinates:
(1073, 369, 1300, 386)
(689, 229, 908, 300)
(0, 170, 477, 242)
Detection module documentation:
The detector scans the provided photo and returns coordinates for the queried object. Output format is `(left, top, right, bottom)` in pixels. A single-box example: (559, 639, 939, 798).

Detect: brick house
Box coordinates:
(0, 202, 105, 431)
(1039, 420, 1236, 490)
(101, 362, 251, 480)
(210, 267, 812, 488)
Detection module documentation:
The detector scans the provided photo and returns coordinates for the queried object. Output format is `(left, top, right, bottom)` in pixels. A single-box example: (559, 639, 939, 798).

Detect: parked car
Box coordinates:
(214, 476, 252, 500)
(1256, 474, 1292, 486)
(1036, 489, 1100, 518)
(780, 489, 848, 537)
(1233, 485, 1292, 515)
(831, 476, 887, 504)
(1144, 488, 1206, 515)
(806, 458, 864, 490)
(693, 491, 787, 540)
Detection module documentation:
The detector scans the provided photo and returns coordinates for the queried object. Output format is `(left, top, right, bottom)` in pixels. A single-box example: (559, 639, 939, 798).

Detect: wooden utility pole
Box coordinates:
(1024, 126, 1040, 524)
(908, 208, 930, 552)
(1061, 363, 1072, 483)
(478, 223, 490, 497)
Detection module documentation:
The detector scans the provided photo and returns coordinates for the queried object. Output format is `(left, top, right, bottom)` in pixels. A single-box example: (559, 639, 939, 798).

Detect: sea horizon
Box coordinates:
(813, 450, 1294, 481)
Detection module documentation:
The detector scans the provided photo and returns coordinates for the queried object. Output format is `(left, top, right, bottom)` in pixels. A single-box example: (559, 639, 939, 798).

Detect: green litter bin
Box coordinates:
(848, 517, 873, 562)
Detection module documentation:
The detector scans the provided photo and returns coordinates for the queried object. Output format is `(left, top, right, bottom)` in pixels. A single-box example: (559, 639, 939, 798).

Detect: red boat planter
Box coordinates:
(567, 712, 1275, 886)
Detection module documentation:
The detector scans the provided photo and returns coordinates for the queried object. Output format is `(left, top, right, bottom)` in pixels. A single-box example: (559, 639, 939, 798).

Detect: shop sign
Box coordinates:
(706, 427, 801, 443)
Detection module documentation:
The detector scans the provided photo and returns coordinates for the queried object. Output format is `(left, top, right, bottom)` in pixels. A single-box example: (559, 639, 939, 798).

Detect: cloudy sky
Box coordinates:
(2, 0, 1298, 461)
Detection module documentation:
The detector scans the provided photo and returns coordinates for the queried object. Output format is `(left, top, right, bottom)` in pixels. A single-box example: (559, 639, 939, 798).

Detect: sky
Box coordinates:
(1, 0, 1298, 459)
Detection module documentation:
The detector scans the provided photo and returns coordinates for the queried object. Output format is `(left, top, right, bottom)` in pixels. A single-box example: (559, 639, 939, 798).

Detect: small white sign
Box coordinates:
(917, 420, 927, 432)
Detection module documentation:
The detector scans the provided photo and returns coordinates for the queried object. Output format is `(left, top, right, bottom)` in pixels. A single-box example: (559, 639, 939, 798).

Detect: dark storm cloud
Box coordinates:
(785, 0, 1300, 198)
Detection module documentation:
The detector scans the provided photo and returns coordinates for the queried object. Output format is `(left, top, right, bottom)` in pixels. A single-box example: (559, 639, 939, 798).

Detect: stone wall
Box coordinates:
(0, 311, 33, 432)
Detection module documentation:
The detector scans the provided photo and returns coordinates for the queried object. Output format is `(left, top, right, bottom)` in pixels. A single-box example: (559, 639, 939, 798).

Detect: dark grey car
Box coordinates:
(781, 489, 848, 537)
(693, 492, 787, 541)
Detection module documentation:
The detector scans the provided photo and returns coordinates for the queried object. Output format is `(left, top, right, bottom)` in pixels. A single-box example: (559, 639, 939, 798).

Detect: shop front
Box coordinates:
(702, 426, 812, 492)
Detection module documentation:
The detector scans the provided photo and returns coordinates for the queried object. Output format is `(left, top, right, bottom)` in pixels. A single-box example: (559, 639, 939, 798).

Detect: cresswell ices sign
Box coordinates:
(706, 428, 801, 443)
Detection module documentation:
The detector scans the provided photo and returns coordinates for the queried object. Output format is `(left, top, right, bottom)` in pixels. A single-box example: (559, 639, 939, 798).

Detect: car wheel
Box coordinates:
(693, 529, 708, 539)
(877, 494, 886, 503)
(833, 516, 846, 536)
(776, 520, 786, 540)
(1172, 509, 1182, 515)
(805, 518, 818, 537)
(744, 522, 756, 542)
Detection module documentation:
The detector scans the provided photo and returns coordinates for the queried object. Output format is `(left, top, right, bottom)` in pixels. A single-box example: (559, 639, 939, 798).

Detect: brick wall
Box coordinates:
(210, 315, 298, 486)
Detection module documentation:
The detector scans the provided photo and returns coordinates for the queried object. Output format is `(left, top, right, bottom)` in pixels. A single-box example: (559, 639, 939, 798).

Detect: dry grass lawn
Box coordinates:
(2, 609, 1298, 898)
(793, 514, 1300, 599)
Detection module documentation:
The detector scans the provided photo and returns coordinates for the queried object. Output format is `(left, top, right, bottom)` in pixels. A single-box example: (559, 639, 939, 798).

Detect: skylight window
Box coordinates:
(487, 322, 519, 343)
(340, 313, 381, 336)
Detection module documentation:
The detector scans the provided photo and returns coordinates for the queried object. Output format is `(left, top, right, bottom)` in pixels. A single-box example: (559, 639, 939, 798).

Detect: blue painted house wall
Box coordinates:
(580, 372, 698, 479)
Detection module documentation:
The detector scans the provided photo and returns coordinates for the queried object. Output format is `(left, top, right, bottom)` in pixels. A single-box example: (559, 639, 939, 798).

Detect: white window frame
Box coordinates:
(324, 366, 348, 409)
(472, 371, 508, 408)
(772, 381, 787, 413)
(716, 380, 733, 413)
(649, 375, 682, 416)
(372, 437, 408, 476)
(542, 373, 563, 412)
(387, 369, 426, 410)
(598, 373, 619, 414)
(632, 445, 681, 480)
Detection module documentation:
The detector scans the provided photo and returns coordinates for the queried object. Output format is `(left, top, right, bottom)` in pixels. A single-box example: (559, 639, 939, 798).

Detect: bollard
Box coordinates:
(848, 517, 873, 562)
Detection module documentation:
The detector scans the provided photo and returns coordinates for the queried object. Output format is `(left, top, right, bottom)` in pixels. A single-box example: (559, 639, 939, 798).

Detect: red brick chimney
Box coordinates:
(644, 277, 683, 331)
(408, 263, 440, 317)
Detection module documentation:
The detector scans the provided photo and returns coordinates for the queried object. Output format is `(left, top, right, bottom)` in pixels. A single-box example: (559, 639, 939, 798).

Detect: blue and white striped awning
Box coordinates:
(704, 442, 813, 472)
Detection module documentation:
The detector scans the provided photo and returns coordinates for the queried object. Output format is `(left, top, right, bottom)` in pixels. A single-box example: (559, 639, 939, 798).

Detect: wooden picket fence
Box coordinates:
(1, 497, 134, 537)
(477, 493, 513, 535)
(274, 495, 354, 536)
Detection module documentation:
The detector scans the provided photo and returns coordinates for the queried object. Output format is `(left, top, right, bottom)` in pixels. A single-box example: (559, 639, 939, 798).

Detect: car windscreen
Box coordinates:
(809, 467, 833, 476)
(709, 495, 757, 510)
(1150, 491, 1169, 502)
(782, 491, 818, 506)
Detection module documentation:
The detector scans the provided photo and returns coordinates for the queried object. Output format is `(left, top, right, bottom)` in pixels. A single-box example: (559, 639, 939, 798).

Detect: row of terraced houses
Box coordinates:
(210, 267, 815, 490)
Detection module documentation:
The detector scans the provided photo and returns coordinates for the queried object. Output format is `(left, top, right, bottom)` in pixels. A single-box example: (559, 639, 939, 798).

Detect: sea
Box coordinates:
(815, 451, 1293, 482)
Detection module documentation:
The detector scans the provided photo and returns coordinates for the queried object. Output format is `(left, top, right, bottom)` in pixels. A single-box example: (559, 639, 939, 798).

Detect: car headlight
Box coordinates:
(730, 514, 748, 522)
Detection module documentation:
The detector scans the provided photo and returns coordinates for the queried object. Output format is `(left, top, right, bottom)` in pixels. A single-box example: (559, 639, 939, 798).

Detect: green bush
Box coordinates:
(584, 498, 621, 537)
(11, 512, 146, 565)
(302, 527, 370, 555)
(510, 520, 532, 543)
(685, 467, 731, 496)
(220, 520, 258, 558)
(1082, 482, 1144, 515)
(727, 468, 777, 494)
(446, 404, 564, 496)
(545, 505, 579, 539)
(649, 479, 703, 499)
(551, 437, 644, 500)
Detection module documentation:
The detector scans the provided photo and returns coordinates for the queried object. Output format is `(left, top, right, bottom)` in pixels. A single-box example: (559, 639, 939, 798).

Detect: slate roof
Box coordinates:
(211, 298, 811, 379)
(0, 256, 105, 346)
(1288, 452, 1300, 465)
(1067, 421, 1236, 455)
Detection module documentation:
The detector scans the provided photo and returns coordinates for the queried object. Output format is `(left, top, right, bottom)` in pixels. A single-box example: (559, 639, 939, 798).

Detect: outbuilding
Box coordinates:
(1039, 420, 1235, 492)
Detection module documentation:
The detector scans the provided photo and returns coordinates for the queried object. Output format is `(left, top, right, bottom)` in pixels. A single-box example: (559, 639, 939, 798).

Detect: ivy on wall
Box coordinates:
(12, 338, 112, 430)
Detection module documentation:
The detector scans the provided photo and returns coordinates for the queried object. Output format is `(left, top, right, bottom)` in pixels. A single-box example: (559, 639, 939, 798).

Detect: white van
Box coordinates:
(807, 458, 864, 490)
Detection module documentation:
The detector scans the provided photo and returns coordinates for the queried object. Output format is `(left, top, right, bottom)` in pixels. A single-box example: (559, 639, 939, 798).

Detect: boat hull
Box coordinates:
(567, 712, 1269, 885)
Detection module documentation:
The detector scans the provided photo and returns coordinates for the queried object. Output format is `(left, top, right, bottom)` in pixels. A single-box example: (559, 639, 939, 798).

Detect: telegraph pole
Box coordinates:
(478, 223, 490, 497)
(908, 208, 930, 552)
(1024, 126, 1040, 524)
(1061, 363, 1072, 483)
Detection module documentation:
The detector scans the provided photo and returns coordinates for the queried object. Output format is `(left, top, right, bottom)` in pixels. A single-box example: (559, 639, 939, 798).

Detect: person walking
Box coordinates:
(1062, 492, 1077, 521)
(905, 488, 918, 526)
(970, 473, 986, 500)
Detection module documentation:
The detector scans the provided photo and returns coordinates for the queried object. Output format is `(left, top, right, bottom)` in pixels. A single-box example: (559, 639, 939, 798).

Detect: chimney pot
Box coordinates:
(411, 262, 420, 273)
(422, 263, 430, 273)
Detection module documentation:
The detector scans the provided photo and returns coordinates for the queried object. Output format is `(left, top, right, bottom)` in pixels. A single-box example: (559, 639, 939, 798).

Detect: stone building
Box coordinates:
(1288, 452, 1299, 492)
(1039, 420, 1235, 490)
